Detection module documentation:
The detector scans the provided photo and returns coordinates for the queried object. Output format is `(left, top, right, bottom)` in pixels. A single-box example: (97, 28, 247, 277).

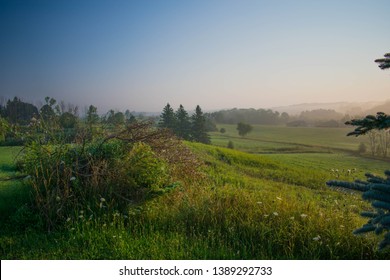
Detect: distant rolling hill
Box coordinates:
(271, 101, 388, 116)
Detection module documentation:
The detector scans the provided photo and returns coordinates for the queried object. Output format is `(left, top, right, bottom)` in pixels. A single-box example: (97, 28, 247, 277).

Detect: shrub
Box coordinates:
(20, 121, 202, 230)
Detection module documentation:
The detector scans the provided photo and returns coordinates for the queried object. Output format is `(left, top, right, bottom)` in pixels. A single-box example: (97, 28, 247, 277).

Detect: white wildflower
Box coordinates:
(300, 214, 308, 218)
(100, 197, 106, 202)
(70, 177, 76, 181)
(273, 212, 279, 216)
(66, 218, 71, 222)
(313, 235, 321, 241)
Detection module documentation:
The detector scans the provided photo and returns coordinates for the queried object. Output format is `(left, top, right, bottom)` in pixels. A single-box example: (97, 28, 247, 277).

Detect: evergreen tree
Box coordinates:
(327, 52, 390, 251)
(175, 104, 191, 140)
(159, 103, 176, 131)
(191, 105, 210, 144)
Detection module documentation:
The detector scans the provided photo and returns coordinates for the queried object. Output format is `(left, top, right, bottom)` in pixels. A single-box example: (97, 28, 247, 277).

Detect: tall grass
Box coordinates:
(2, 143, 389, 259)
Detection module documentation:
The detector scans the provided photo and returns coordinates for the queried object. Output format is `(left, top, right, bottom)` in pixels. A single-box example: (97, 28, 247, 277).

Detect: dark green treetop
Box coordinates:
(159, 103, 176, 131)
(175, 104, 191, 140)
(191, 105, 210, 144)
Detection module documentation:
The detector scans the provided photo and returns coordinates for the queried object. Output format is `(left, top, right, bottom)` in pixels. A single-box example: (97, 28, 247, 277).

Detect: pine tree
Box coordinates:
(327, 52, 390, 251)
(375, 53, 390, 70)
(191, 105, 210, 144)
(159, 103, 176, 131)
(175, 104, 191, 140)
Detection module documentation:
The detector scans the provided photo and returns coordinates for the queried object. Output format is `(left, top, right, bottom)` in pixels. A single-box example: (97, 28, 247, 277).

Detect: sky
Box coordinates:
(0, 0, 390, 113)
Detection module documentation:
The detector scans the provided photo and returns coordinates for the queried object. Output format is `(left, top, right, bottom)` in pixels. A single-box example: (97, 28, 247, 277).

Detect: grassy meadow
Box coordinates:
(0, 125, 390, 259)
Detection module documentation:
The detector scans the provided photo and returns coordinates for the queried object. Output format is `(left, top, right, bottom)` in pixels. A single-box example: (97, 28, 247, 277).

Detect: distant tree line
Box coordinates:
(210, 108, 289, 125)
(158, 103, 211, 144)
(0, 96, 214, 146)
(208, 107, 357, 128)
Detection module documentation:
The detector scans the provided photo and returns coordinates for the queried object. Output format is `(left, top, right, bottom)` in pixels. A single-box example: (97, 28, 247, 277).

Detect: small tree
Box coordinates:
(220, 128, 226, 134)
(191, 105, 210, 144)
(175, 104, 191, 140)
(86, 105, 99, 126)
(159, 103, 176, 131)
(237, 122, 253, 137)
(227, 140, 234, 149)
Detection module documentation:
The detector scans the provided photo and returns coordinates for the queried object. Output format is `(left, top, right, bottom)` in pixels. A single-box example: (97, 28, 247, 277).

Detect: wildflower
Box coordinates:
(273, 212, 279, 216)
(264, 214, 269, 218)
(70, 177, 76, 181)
(56, 196, 61, 202)
(290, 216, 295, 220)
(66, 218, 71, 222)
(80, 210, 84, 214)
(100, 197, 106, 202)
(300, 214, 308, 218)
(257, 201, 262, 205)
(313, 235, 321, 241)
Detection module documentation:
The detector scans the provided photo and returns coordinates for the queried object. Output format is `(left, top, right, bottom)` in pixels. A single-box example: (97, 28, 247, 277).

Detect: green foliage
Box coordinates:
(3, 97, 39, 125)
(121, 142, 169, 191)
(375, 53, 390, 70)
(327, 171, 390, 251)
(159, 103, 176, 131)
(0, 117, 9, 142)
(175, 104, 191, 140)
(220, 128, 226, 134)
(191, 105, 210, 144)
(346, 112, 390, 136)
(86, 105, 99, 126)
(59, 112, 78, 129)
(237, 122, 253, 137)
(227, 140, 234, 149)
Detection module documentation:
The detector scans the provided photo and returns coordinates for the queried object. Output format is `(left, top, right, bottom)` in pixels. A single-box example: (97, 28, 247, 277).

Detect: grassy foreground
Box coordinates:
(0, 142, 389, 259)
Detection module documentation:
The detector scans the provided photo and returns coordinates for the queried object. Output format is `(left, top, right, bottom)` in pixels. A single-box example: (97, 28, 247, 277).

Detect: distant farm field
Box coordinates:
(211, 124, 369, 153)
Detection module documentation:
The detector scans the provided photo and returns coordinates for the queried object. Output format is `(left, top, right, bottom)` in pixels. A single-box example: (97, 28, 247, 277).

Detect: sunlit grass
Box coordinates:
(0, 140, 389, 259)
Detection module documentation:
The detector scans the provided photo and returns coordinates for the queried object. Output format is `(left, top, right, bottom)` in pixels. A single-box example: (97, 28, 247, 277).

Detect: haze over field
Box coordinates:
(1, 0, 389, 112)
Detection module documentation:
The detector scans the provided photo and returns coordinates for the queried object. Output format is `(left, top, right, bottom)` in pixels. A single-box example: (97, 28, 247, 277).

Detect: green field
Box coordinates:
(0, 126, 389, 259)
(211, 124, 369, 153)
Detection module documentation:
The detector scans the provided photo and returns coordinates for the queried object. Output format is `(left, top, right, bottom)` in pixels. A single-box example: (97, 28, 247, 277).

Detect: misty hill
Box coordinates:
(271, 101, 385, 116)
(363, 100, 390, 115)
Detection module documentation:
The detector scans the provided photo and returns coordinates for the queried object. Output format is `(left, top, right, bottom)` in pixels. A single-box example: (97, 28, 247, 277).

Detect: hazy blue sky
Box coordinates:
(1, 0, 389, 112)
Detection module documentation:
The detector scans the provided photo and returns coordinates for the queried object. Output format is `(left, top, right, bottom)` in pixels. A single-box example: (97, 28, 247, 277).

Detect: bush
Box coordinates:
(20, 121, 202, 230)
